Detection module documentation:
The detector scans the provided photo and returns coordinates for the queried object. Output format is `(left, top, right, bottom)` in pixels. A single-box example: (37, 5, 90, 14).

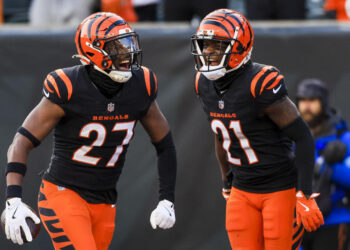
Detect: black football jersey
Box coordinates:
(195, 62, 297, 193)
(42, 65, 157, 203)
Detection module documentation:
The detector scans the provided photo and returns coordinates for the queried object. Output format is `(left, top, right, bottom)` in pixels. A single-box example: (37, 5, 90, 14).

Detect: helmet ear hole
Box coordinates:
(86, 52, 94, 57)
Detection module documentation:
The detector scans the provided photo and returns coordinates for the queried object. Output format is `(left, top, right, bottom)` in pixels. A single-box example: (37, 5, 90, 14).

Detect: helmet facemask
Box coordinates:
(192, 37, 232, 71)
(191, 27, 250, 80)
(94, 33, 142, 82)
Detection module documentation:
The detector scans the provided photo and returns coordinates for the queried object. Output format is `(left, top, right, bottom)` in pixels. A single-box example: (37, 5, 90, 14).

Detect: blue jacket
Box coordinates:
(314, 110, 350, 225)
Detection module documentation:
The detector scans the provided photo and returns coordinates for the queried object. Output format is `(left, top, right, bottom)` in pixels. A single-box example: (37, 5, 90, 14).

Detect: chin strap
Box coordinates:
(72, 54, 132, 83)
(200, 48, 253, 81)
(93, 65, 132, 83)
(201, 65, 227, 81)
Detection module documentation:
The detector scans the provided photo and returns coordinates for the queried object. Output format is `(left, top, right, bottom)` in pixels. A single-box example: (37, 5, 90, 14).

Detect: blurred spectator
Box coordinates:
(29, 0, 99, 25)
(132, 0, 159, 21)
(324, 0, 350, 20)
(101, 0, 138, 22)
(3, 0, 31, 23)
(163, 0, 228, 22)
(296, 79, 350, 250)
(307, 0, 327, 19)
(244, 0, 306, 20)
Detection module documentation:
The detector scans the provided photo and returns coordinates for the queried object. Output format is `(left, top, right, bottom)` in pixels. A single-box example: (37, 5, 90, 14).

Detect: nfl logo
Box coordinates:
(107, 102, 115, 112)
(218, 100, 224, 110)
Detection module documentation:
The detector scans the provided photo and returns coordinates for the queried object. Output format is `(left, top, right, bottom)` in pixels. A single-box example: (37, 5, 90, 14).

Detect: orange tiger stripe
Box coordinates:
(89, 16, 104, 40)
(47, 75, 61, 99)
(259, 71, 278, 95)
(250, 66, 273, 98)
(195, 72, 201, 94)
(141, 66, 151, 96)
(153, 73, 157, 93)
(266, 75, 284, 90)
(292, 226, 304, 250)
(56, 69, 73, 101)
(44, 79, 54, 93)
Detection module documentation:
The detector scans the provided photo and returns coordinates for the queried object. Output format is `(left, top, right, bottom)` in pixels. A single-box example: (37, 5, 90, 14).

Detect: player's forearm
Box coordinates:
(6, 134, 34, 187)
(282, 117, 315, 195)
(215, 136, 230, 181)
(153, 132, 177, 202)
(7, 134, 34, 163)
(6, 173, 24, 186)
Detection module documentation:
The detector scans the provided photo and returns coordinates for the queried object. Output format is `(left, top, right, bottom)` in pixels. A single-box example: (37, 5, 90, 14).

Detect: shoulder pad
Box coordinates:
(43, 69, 73, 103)
(141, 66, 157, 98)
(250, 66, 284, 98)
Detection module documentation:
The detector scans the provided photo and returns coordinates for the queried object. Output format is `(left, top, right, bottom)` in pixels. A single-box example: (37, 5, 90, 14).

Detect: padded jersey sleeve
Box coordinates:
(42, 69, 73, 105)
(250, 65, 287, 109)
(141, 66, 158, 102)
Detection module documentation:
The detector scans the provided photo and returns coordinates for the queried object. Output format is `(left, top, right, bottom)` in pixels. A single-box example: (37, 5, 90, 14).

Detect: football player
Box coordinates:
(4, 12, 176, 249)
(191, 9, 324, 249)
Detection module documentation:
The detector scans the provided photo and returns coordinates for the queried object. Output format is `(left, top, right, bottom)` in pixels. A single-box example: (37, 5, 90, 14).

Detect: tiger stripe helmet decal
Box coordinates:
(74, 12, 141, 72)
(191, 9, 254, 71)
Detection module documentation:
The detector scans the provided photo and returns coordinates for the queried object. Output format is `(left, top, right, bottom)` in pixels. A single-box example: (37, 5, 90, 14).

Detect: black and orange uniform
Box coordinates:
(195, 61, 298, 249)
(38, 65, 158, 249)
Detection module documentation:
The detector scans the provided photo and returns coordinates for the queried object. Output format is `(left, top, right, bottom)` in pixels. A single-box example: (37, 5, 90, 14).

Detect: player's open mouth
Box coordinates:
(208, 60, 219, 66)
(118, 60, 130, 70)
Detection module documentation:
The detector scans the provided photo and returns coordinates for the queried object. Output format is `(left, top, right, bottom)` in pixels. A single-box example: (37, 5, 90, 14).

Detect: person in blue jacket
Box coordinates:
(296, 78, 350, 250)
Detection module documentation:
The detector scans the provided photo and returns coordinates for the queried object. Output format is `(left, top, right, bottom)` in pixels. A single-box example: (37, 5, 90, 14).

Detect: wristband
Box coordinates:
(6, 185, 22, 198)
(5, 162, 27, 176)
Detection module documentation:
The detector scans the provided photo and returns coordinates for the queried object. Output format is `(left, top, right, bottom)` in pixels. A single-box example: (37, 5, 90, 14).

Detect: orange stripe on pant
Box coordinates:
(226, 187, 296, 250)
(37, 180, 116, 250)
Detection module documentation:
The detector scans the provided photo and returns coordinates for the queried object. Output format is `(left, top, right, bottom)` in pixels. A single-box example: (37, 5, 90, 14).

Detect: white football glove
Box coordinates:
(150, 199, 175, 229)
(5, 198, 41, 245)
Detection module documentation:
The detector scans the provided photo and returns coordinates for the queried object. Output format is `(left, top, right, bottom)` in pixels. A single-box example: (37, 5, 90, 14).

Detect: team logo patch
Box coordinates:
(107, 102, 115, 112)
(218, 100, 224, 110)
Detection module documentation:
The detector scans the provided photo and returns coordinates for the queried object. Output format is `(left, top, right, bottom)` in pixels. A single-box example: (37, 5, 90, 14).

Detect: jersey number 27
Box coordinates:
(72, 121, 135, 167)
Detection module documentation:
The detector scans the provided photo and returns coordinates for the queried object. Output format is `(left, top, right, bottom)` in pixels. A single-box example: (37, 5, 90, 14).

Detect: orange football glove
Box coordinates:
(296, 191, 324, 232)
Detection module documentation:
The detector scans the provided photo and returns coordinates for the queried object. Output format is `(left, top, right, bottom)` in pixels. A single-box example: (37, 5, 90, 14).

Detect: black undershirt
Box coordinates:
(86, 66, 124, 99)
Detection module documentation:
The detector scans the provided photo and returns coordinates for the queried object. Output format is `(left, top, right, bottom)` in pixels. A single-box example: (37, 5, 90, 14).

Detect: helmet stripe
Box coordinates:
(226, 14, 245, 35)
(104, 20, 126, 37)
(87, 14, 104, 41)
(215, 11, 245, 35)
(215, 10, 254, 48)
(77, 28, 83, 54)
(95, 16, 114, 39)
(210, 15, 237, 35)
(212, 15, 244, 36)
(202, 20, 231, 37)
